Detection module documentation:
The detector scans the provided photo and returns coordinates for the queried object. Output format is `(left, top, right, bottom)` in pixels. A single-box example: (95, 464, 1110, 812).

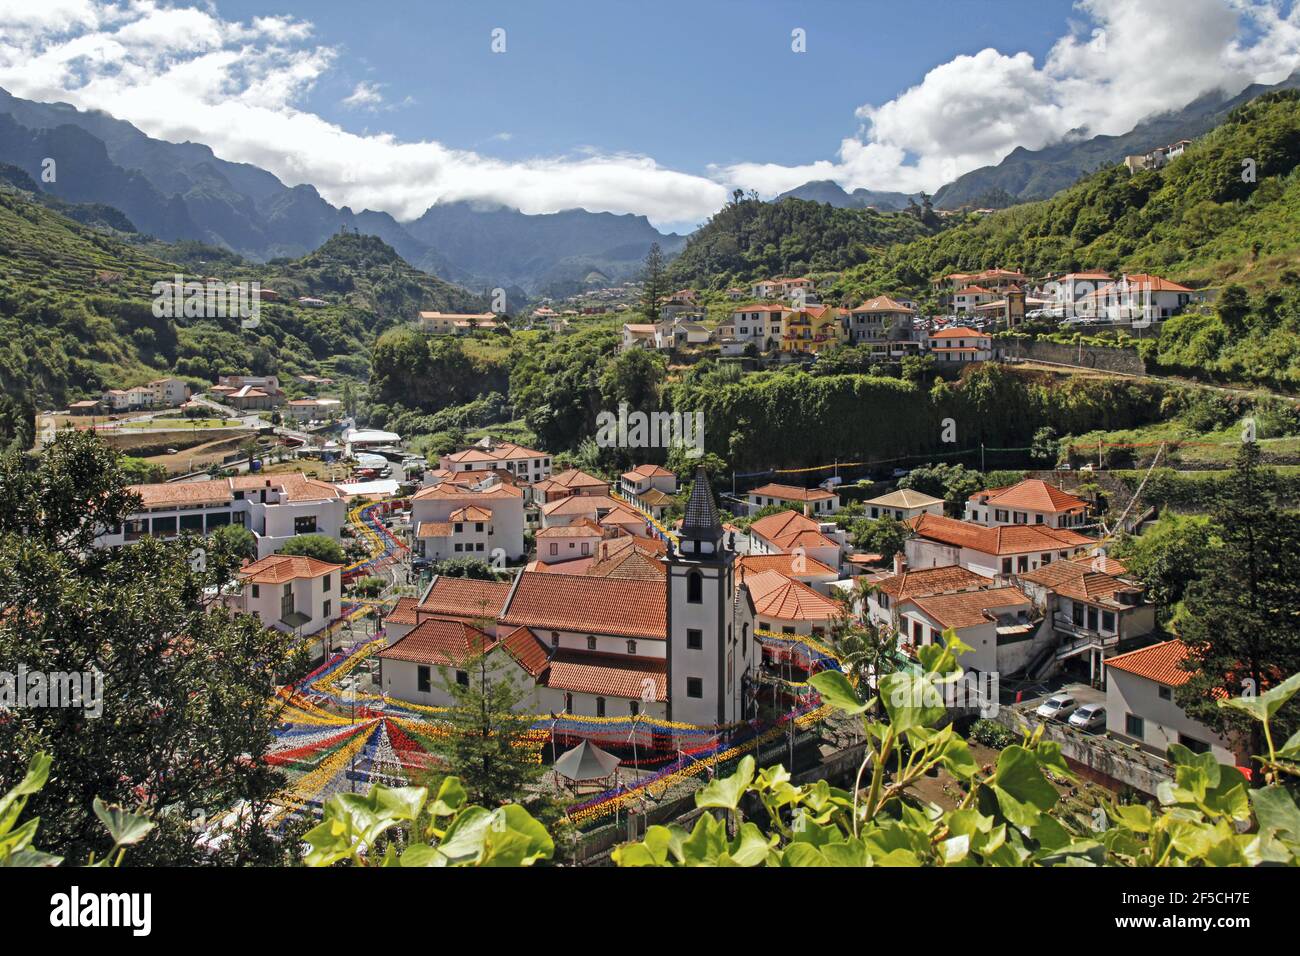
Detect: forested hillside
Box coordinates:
(666, 192, 937, 288)
(0, 184, 485, 447)
(840, 90, 1300, 298)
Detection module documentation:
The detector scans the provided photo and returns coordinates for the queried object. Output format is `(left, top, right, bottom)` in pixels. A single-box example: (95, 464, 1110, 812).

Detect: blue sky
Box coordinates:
(225, 0, 1077, 176)
(1, 0, 1298, 230)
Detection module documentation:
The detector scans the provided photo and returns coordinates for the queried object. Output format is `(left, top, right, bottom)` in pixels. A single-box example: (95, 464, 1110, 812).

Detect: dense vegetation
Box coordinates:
(837, 90, 1300, 299)
(666, 191, 935, 289)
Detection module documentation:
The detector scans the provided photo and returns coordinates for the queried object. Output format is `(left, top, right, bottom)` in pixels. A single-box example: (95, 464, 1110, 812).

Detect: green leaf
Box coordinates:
(809, 670, 871, 715)
(696, 756, 755, 812)
(427, 777, 466, 817)
(1219, 672, 1300, 722)
(780, 842, 828, 867)
(879, 671, 947, 734)
(1252, 786, 1300, 844)
(92, 798, 155, 848)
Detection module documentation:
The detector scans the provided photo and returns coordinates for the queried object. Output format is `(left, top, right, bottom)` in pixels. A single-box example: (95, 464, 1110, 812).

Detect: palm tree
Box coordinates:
(829, 578, 897, 703)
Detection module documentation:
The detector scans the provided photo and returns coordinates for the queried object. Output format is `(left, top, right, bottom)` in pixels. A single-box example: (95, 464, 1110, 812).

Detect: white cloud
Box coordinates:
(341, 81, 383, 110)
(1, 0, 1296, 226)
(720, 0, 1300, 196)
(0, 0, 728, 225)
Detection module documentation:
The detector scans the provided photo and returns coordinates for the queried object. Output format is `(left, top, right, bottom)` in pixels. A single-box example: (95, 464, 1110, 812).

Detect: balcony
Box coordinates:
(1052, 614, 1120, 658)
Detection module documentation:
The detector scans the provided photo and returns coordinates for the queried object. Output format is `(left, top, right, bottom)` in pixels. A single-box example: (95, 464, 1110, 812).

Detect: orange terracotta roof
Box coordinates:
(625, 464, 675, 480)
(378, 619, 493, 667)
(385, 597, 420, 627)
(449, 506, 493, 522)
(129, 481, 233, 509)
(416, 521, 452, 538)
(741, 568, 841, 622)
(972, 479, 1087, 514)
(1019, 561, 1142, 607)
(1104, 639, 1193, 686)
(585, 547, 666, 582)
(418, 576, 510, 621)
(412, 481, 523, 502)
(737, 553, 837, 578)
(536, 520, 603, 538)
(239, 554, 342, 583)
(876, 565, 992, 599)
(930, 326, 981, 338)
(545, 650, 666, 702)
(441, 441, 547, 464)
(907, 513, 1094, 555)
(904, 586, 1031, 629)
(1068, 552, 1128, 575)
(542, 469, 609, 490)
(501, 571, 666, 640)
(540, 494, 623, 517)
(498, 626, 551, 677)
(749, 483, 835, 502)
(852, 295, 914, 313)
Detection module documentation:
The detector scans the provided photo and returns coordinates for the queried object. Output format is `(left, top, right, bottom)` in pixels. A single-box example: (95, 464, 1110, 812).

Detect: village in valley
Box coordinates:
(3, 0, 1300, 896)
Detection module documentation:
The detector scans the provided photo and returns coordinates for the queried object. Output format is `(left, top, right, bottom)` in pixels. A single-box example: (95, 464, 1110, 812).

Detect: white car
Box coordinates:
(1035, 694, 1078, 721)
(1069, 703, 1106, 732)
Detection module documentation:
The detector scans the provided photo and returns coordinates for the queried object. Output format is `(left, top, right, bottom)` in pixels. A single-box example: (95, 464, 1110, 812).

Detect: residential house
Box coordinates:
(895, 586, 1039, 674)
(864, 488, 945, 521)
(410, 476, 526, 561)
(621, 324, 657, 352)
(747, 482, 840, 516)
(619, 464, 678, 519)
(1104, 639, 1236, 764)
(418, 311, 500, 334)
(1080, 274, 1194, 323)
(236, 554, 342, 636)
(964, 478, 1090, 529)
(438, 437, 552, 482)
(534, 468, 610, 503)
(728, 304, 787, 351)
(904, 512, 1094, 580)
(747, 510, 845, 571)
(781, 305, 841, 355)
(865, 561, 992, 633)
(951, 287, 998, 314)
(283, 397, 342, 423)
(96, 473, 346, 558)
(536, 519, 604, 564)
(928, 326, 993, 363)
(845, 296, 920, 358)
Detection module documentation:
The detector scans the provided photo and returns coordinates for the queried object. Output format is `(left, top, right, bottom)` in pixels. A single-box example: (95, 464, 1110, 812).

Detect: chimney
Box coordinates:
(893, 552, 905, 576)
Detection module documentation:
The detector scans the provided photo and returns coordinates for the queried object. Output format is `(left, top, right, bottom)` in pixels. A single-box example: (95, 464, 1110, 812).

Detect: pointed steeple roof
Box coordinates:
(681, 466, 723, 541)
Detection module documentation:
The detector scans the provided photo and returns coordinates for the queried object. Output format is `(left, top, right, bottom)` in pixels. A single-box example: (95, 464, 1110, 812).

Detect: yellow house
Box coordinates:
(781, 306, 842, 354)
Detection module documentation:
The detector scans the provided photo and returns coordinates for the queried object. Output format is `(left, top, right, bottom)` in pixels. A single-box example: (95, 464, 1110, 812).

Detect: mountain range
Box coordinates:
(0, 87, 683, 295)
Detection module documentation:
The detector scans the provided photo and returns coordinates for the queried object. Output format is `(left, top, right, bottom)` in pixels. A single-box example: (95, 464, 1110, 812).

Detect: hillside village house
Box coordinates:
(534, 468, 610, 503)
(96, 473, 347, 559)
(781, 305, 841, 355)
(417, 311, 501, 334)
(1103, 639, 1237, 764)
(619, 464, 678, 517)
(1046, 271, 1113, 314)
(864, 488, 945, 521)
(951, 287, 998, 314)
(379, 471, 758, 730)
(896, 586, 1040, 674)
(737, 553, 839, 595)
(927, 326, 993, 363)
(1079, 274, 1195, 323)
(410, 476, 526, 561)
(845, 296, 920, 357)
(746, 510, 845, 571)
(865, 561, 991, 633)
(738, 566, 841, 638)
(655, 316, 711, 349)
(536, 520, 604, 564)
(725, 304, 787, 351)
(748, 482, 840, 516)
(284, 397, 342, 423)
(235, 554, 343, 636)
(1017, 556, 1157, 680)
(904, 512, 1094, 580)
(438, 437, 552, 481)
(964, 478, 1091, 529)
(620, 324, 657, 351)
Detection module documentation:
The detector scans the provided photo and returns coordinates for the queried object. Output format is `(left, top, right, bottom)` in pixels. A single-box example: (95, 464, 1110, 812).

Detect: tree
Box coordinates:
(1178, 442, 1300, 784)
(428, 558, 498, 580)
(1111, 513, 1217, 626)
(639, 242, 667, 321)
(211, 523, 258, 562)
(898, 462, 984, 511)
(1217, 283, 1251, 334)
(850, 516, 908, 562)
(1030, 426, 1059, 465)
(435, 652, 544, 807)
(279, 533, 346, 564)
(0, 431, 306, 864)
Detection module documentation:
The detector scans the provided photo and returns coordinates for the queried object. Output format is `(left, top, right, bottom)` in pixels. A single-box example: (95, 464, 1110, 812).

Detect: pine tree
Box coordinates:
(1178, 442, 1300, 782)
(640, 242, 667, 321)
(435, 649, 544, 807)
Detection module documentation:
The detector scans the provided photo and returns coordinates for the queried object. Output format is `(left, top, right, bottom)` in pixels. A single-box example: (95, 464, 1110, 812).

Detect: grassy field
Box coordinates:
(117, 418, 245, 429)
(1065, 419, 1300, 467)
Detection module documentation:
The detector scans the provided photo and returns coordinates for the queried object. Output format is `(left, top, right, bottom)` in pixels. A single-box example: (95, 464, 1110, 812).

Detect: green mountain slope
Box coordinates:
(666, 193, 937, 288)
(0, 186, 486, 445)
(840, 90, 1300, 298)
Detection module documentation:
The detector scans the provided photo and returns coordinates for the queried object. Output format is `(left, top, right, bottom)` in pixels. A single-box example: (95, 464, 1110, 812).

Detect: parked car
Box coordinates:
(1069, 703, 1107, 732)
(1035, 694, 1078, 721)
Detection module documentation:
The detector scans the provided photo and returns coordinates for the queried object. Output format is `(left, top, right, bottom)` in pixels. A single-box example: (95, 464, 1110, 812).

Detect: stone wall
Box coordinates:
(999, 338, 1147, 376)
